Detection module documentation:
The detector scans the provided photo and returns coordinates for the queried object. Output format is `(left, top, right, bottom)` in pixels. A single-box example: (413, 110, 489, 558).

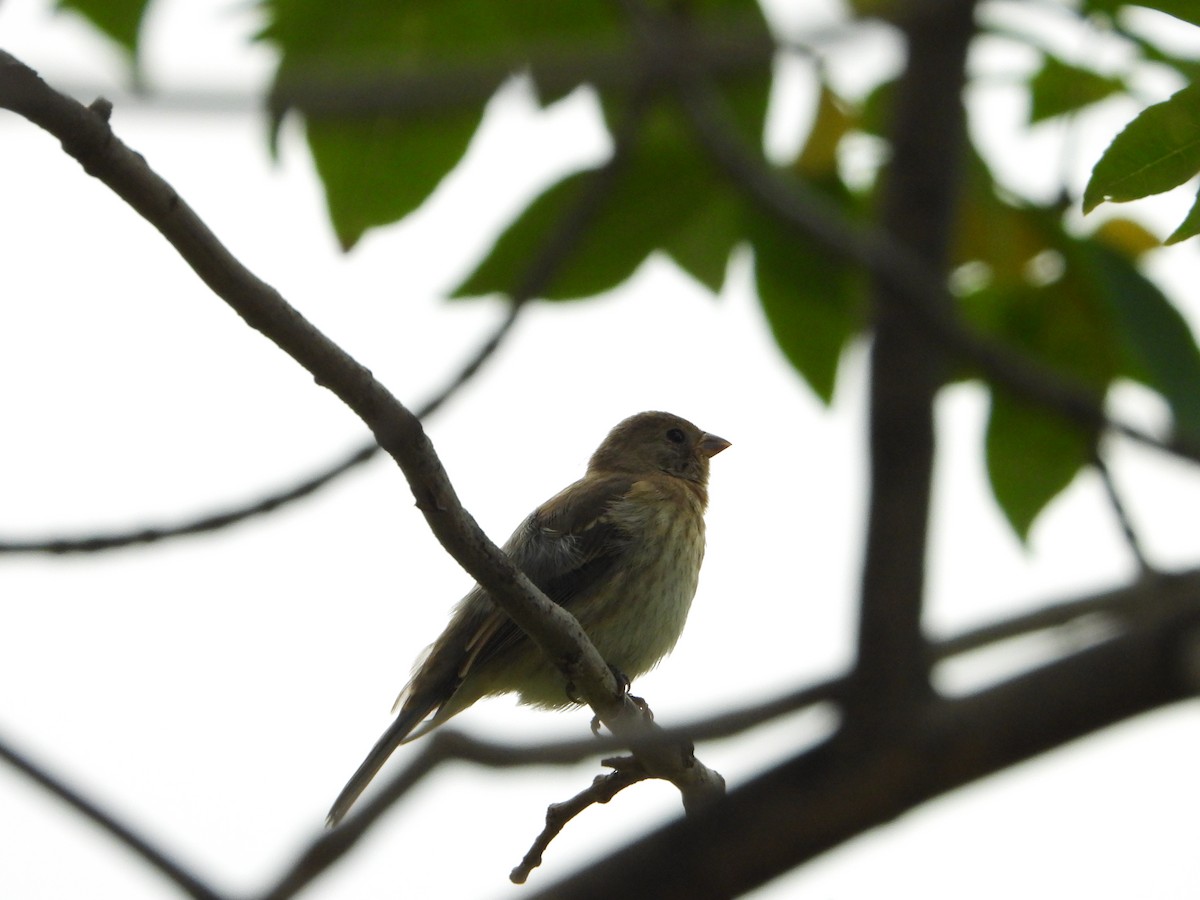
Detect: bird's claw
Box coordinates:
(608, 664, 631, 695)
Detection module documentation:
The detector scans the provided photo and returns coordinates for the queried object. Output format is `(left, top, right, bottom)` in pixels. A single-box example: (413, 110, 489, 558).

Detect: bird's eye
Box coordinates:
(666, 427, 686, 444)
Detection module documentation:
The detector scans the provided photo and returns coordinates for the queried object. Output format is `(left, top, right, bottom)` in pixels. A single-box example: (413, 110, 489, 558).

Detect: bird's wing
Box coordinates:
(326, 476, 634, 827)
(458, 472, 636, 674)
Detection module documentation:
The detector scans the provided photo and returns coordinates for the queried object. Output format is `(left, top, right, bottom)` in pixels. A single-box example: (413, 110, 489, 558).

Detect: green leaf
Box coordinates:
(661, 187, 745, 293)
(306, 112, 482, 250)
(795, 84, 853, 176)
(453, 103, 750, 299)
(455, 43, 771, 300)
(750, 210, 861, 403)
(986, 390, 1094, 541)
(57, 0, 151, 59)
(262, 0, 627, 249)
(1092, 217, 1161, 257)
(1072, 238, 1200, 436)
(261, 0, 772, 251)
(963, 268, 1116, 538)
(952, 150, 1052, 284)
(1166, 182, 1200, 244)
(1083, 82, 1200, 212)
(451, 165, 638, 299)
(1028, 55, 1125, 124)
(744, 81, 862, 402)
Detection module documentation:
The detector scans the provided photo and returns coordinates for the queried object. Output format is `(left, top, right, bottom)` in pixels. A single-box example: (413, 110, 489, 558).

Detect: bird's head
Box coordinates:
(588, 411, 730, 484)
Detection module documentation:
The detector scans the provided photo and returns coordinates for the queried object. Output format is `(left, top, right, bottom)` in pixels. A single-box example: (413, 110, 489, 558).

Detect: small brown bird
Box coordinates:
(326, 411, 729, 825)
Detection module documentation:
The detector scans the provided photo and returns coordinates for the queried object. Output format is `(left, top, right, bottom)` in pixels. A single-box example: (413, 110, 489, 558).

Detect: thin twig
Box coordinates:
(1, 46, 723, 896)
(0, 16, 656, 559)
(642, 17, 1200, 467)
(261, 563, 1200, 898)
(511, 758, 652, 884)
(0, 442, 377, 554)
(0, 288, 522, 557)
(0, 731, 225, 900)
(1091, 447, 1155, 575)
(0, 19, 638, 558)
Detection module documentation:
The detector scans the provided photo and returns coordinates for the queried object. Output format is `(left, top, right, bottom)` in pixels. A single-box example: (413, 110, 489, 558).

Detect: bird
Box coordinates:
(325, 410, 730, 826)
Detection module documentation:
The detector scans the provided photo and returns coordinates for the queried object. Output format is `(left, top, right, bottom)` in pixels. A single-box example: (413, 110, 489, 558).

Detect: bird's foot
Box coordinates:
(608, 664, 631, 695)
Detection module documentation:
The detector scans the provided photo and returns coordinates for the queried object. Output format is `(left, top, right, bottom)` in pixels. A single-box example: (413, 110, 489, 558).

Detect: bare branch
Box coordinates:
(932, 569, 1200, 661)
(0, 730, 223, 900)
(0, 442, 378, 555)
(851, 0, 977, 721)
(0, 267, 519, 557)
(511, 758, 651, 884)
(261, 730, 669, 899)
(650, 23, 1200, 468)
(0, 15, 643, 558)
(526, 572, 1200, 899)
(1091, 447, 1155, 575)
(0, 43, 721, 884)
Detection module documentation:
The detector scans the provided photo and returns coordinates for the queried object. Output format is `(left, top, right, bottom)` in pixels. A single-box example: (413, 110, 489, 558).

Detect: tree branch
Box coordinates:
(262, 567, 1200, 895)
(0, 730, 223, 900)
(0, 20, 647, 558)
(1091, 447, 1154, 575)
(0, 441, 380, 555)
(0, 42, 721, 876)
(852, 0, 977, 721)
(526, 572, 1200, 899)
(660, 28, 1200, 468)
(511, 757, 652, 884)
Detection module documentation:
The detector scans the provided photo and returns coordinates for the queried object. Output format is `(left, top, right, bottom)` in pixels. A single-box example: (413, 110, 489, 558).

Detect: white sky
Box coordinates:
(2, 0, 1199, 897)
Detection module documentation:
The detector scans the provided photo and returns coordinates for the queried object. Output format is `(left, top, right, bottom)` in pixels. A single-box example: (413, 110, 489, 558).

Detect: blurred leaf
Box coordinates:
(857, 78, 893, 138)
(1028, 55, 1125, 123)
(307, 112, 482, 250)
(796, 85, 853, 176)
(662, 188, 745, 293)
(1083, 82, 1200, 212)
(986, 389, 1094, 541)
(261, 0, 624, 249)
(747, 82, 862, 402)
(750, 210, 861, 403)
(453, 99, 756, 298)
(963, 203, 1200, 533)
(962, 234, 1118, 538)
(57, 0, 150, 59)
(952, 151, 1051, 283)
(1092, 217, 1161, 257)
(1166, 183, 1200, 243)
(262, 0, 770, 252)
(451, 164, 645, 300)
(1071, 238, 1200, 435)
(454, 9, 771, 300)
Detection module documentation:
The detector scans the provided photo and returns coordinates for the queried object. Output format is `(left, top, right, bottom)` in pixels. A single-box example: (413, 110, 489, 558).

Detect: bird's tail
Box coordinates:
(326, 604, 487, 826)
(325, 706, 427, 827)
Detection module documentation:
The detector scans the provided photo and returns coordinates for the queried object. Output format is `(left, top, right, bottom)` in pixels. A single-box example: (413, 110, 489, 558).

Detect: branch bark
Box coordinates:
(527, 571, 1200, 899)
(853, 0, 977, 722)
(0, 44, 721, 881)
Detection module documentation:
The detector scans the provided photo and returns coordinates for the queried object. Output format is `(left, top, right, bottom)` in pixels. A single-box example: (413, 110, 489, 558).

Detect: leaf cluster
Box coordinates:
(57, 0, 1200, 536)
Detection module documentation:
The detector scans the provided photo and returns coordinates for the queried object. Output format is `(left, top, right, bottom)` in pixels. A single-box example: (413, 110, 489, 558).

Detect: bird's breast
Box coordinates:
(579, 479, 708, 678)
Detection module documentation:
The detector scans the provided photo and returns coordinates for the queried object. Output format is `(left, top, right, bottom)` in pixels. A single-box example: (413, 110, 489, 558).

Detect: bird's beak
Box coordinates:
(699, 433, 731, 458)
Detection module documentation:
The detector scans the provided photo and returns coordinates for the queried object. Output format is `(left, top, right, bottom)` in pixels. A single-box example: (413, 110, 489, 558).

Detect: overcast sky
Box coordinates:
(2, 1, 1200, 897)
